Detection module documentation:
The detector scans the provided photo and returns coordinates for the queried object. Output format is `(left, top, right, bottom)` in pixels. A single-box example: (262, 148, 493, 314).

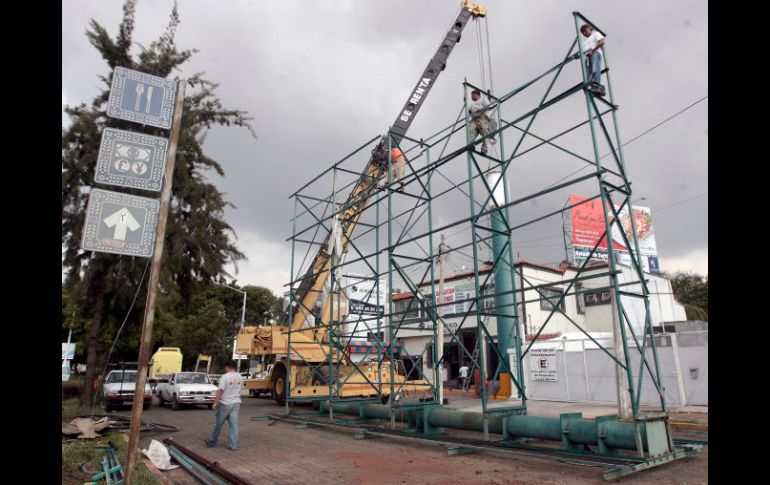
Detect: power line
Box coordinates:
(89, 259, 151, 412)
(544, 94, 708, 189)
(601, 95, 708, 159)
(652, 192, 707, 213)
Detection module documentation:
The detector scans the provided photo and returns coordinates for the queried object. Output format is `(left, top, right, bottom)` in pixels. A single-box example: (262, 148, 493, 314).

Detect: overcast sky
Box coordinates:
(62, 0, 708, 295)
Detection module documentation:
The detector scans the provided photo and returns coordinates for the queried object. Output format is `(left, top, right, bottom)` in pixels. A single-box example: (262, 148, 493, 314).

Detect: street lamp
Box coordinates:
(215, 282, 247, 372)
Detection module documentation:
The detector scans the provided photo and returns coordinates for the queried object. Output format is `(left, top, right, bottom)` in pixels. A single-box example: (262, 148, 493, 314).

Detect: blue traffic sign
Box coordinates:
(107, 67, 177, 129)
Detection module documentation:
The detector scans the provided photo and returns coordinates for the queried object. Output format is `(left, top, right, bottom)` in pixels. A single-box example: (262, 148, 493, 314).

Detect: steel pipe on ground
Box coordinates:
(319, 402, 647, 451)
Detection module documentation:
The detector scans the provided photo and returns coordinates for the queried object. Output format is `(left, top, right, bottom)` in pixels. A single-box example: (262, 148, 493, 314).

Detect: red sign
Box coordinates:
(569, 195, 627, 251)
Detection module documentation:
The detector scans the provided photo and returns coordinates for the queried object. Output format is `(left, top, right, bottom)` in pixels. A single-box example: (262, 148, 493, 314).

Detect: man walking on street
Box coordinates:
(458, 362, 469, 391)
(206, 361, 243, 450)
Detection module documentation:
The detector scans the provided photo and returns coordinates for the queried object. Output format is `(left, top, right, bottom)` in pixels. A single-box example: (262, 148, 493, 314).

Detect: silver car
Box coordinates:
(102, 370, 152, 412)
(157, 372, 218, 410)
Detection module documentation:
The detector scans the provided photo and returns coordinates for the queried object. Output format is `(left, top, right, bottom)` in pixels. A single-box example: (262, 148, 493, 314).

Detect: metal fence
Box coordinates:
(516, 330, 707, 407)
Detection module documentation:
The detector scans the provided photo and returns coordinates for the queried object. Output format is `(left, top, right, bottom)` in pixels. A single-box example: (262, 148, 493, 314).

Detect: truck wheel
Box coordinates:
(311, 365, 330, 410)
(158, 393, 165, 406)
(172, 394, 181, 410)
(104, 403, 113, 413)
(143, 399, 152, 410)
(271, 366, 287, 405)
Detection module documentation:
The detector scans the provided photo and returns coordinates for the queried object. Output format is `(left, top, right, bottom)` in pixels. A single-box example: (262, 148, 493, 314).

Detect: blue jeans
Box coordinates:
(207, 403, 240, 449)
(588, 50, 603, 85)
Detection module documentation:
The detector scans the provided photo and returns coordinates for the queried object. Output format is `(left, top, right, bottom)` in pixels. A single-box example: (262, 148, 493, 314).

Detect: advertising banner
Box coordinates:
(567, 195, 660, 274)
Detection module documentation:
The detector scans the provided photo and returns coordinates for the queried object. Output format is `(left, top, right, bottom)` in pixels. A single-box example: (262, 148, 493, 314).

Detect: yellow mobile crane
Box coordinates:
(237, 1, 488, 405)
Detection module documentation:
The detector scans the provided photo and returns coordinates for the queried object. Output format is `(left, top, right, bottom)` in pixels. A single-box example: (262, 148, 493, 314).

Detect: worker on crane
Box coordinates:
(375, 143, 406, 192)
(468, 89, 497, 155)
(575, 24, 606, 96)
(390, 146, 406, 192)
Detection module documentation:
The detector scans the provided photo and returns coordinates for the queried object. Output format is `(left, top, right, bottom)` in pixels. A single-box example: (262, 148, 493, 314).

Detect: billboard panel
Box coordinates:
(567, 195, 660, 274)
(344, 274, 386, 339)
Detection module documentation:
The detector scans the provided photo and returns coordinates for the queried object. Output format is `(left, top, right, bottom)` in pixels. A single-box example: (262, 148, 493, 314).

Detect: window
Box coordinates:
(584, 290, 611, 306)
(367, 331, 384, 342)
(576, 283, 585, 315)
(176, 373, 211, 384)
(393, 298, 421, 322)
(106, 371, 137, 383)
(539, 287, 566, 311)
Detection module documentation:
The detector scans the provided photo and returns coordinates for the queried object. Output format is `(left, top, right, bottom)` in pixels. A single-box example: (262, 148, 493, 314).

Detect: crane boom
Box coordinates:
(286, 2, 487, 331)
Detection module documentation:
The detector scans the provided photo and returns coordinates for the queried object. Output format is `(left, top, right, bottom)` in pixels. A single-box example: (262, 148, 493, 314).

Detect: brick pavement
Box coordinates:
(135, 392, 707, 484)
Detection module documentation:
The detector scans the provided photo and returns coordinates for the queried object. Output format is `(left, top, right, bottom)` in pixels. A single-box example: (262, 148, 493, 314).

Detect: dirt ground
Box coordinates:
(134, 393, 707, 484)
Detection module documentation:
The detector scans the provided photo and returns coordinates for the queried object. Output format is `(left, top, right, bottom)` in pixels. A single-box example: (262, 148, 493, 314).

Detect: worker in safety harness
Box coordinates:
(574, 24, 606, 96)
(468, 89, 497, 155)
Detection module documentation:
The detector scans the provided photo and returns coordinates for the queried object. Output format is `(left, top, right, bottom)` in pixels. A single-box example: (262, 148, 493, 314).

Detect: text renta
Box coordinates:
(400, 77, 432, 122)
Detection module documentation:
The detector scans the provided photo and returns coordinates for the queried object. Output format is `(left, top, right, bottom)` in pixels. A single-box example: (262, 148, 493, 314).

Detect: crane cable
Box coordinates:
(475, 20, 487, 91)
(476, 16, 499, 262)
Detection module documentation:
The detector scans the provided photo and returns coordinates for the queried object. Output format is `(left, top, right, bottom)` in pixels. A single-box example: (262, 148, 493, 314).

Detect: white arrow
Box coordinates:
(103, 207, 140, 240)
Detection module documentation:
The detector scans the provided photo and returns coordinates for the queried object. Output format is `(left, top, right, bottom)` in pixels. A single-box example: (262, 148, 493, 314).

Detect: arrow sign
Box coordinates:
(103, 207, 140, 240)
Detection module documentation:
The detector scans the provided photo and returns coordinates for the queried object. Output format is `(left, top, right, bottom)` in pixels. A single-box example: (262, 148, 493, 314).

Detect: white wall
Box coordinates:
(393, 263, 688, 379)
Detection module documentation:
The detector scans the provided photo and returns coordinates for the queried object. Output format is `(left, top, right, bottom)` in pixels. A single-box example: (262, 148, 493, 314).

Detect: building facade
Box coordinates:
(392, 261, 687, 382)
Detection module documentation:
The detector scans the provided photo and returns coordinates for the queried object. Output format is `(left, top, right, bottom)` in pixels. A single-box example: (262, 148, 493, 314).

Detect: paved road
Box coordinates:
(133, 392, 706, 484)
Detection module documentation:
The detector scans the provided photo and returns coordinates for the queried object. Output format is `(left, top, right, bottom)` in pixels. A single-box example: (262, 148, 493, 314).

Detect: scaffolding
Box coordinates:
(282, 11, 676, 462)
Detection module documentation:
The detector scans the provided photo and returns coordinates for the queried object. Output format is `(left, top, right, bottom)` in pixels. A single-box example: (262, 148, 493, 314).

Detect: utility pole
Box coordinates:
(125, 79, 186, 484)
(238, 289, 246, 373)
(241, 290, 247, 329)
(437, 234, 447, 404)
(215, 281, 248, 372)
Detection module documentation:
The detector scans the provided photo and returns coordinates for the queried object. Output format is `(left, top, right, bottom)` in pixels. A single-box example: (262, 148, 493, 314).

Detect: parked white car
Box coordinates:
(157, 372, 218, 410)
(102, 370, 152, 412)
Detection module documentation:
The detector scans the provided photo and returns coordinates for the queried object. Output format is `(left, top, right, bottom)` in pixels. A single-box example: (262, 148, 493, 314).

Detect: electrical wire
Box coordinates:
(544, 95, 708, 190)
(89, 259, 151, 413)
(652, 192, 707, 212)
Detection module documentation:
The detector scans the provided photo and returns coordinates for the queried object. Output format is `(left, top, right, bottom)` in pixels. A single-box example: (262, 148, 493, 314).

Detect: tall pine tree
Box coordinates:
(62, 1, 252, 404)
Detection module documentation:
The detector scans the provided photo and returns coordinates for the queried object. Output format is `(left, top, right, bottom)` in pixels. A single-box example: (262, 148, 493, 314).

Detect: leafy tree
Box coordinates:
(62, 1, 254, 404)
(665, 272, 708, 320)
(167, 282, 283, 371)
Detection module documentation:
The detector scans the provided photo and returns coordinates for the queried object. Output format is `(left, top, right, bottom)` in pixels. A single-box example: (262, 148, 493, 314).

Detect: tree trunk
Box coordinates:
(83, 281, 109, 406)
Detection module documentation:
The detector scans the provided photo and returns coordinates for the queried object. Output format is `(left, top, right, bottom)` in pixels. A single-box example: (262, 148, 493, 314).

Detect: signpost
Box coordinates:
(62, 336, 75, 382)
(123, 78, 186, 484)
(79, 65, 185, 484)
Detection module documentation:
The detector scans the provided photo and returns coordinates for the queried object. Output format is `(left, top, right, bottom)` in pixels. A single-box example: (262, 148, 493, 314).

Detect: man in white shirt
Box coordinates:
(468, 90, 497, 155)
(206, 361, 244, 450)
(576, 24, 606, 96)
(458, 363, 469, 390)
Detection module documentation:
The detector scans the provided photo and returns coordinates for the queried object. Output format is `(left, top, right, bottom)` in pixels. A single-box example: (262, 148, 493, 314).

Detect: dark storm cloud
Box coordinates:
(63, 0, 707, 290)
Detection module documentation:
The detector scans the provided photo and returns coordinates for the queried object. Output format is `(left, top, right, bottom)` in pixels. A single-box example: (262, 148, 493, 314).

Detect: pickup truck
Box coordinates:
(156, 372, 218, 410)
(102, 370, 152, 412)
